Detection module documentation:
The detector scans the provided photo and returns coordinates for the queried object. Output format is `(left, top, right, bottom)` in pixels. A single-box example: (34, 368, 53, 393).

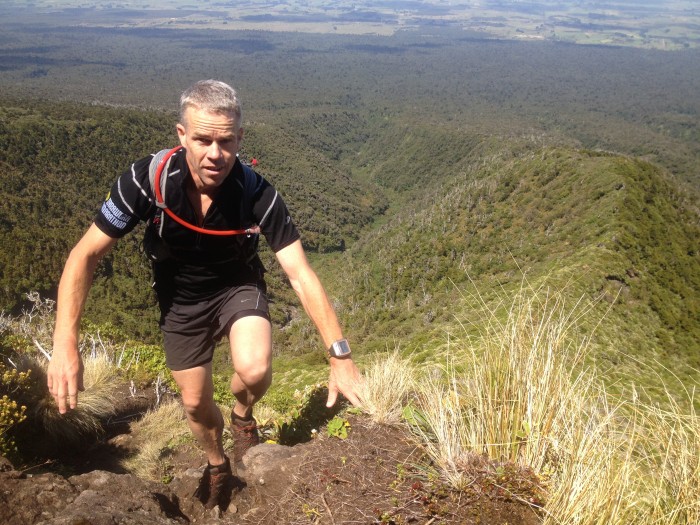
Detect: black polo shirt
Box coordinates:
(95, 148, 300, 303)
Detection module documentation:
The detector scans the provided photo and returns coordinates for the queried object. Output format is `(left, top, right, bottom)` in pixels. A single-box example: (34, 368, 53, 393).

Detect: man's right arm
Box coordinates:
(48, 223, 118, 414)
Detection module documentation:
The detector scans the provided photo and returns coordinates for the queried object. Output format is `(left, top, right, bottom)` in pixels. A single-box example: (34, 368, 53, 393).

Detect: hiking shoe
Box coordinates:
(231, 412, 260, 463)
(194, 457, 232, 510)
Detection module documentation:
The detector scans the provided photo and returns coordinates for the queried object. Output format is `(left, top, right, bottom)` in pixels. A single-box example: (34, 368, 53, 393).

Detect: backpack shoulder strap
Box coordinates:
(149, 147, 182, 209)
(146, 150, 261, 237)
(239, 161, 262, 208)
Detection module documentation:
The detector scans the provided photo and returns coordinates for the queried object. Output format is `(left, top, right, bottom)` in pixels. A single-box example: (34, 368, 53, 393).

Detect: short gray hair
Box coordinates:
(179, 79, 242, 128)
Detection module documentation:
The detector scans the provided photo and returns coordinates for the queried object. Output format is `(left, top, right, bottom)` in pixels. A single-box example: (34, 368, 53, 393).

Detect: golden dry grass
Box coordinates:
(121, 398, 190, 480)
(413, 288, 601, 485)
(636, 388, 700, 525)
(405, 284, 700, 524)
(359, 349, 416, 426)
(17, 354, 122, 447)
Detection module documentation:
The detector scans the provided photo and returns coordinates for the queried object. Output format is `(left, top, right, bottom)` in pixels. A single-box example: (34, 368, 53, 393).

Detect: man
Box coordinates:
(47, 79, 363, 509)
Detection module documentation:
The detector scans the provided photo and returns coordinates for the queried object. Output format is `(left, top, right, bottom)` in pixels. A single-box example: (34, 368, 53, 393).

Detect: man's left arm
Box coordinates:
(275, 239, 363, 408)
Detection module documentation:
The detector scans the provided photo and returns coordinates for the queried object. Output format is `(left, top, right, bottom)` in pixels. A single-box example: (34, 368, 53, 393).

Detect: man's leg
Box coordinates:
(171, 362, 227, 467)
(228, 315, 272, 461)
(229, 315, 273, 419)
(172, 363, 233, 509)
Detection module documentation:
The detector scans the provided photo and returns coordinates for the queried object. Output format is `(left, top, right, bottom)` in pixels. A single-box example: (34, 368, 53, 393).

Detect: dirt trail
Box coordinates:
(2, 402, 542, 524)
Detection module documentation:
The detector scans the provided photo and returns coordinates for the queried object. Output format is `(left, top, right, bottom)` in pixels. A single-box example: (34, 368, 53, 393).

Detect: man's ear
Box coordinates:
(176, 123, 186, 147)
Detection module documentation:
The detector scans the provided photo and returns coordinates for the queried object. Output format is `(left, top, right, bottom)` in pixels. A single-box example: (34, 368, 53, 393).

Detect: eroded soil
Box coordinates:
(2, 399, 543, 525)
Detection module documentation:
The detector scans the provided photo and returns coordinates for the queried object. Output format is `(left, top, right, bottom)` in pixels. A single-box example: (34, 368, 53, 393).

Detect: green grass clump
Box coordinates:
(117, 343, 174, 390)
(266, 383, 342, 446)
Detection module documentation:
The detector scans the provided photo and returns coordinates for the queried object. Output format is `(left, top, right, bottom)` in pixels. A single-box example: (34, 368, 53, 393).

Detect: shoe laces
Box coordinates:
(234, 422, 258, 444)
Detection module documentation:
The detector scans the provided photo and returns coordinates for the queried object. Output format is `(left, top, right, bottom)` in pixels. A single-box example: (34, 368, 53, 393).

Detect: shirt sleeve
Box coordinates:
(253, 177, 301, 253)
(94, 155, 156, 238)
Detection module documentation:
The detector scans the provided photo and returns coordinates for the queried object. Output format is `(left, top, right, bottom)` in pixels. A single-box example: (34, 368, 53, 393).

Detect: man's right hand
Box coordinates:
(47, 344, 84, 414)
(48, 224, 117, 414)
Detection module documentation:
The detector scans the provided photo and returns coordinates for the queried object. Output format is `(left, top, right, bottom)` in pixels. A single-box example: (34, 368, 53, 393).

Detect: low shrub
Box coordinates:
(0, 364, 30, 461)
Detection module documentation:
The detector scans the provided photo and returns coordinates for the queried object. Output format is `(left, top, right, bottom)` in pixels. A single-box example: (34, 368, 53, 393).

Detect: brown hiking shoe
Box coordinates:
(231, 413, 260, 463)
(194, 457, 232, 510)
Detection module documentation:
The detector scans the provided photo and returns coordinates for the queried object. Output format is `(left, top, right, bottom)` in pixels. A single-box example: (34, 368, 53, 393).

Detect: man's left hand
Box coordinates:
(326, 357, 363, 408)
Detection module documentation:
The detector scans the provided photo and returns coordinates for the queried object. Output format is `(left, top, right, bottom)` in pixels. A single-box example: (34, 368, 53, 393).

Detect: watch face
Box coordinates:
(331, 339, 351, 357)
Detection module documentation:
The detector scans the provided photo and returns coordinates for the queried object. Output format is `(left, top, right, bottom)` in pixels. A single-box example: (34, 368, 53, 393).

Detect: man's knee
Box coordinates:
(235, 361, 272, 390)
(179, 387, 217, 421)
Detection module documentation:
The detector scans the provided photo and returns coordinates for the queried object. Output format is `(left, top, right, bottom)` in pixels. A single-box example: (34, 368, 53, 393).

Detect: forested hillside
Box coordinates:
(318, 126, 700, 396)
(0, 101, 173, 338)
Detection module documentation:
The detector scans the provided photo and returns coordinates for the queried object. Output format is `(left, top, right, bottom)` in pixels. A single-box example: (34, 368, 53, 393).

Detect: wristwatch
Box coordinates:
(328, 339, 352, 358)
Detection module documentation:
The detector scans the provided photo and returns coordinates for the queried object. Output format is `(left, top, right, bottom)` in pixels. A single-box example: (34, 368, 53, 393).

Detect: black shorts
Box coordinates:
(159, 282, 270, 371)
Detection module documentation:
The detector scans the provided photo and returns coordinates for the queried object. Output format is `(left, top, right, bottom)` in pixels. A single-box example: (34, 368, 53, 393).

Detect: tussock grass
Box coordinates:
(404, 282, 700, 524)
(636, 387, 700, 525)
(2, 293, 134, 453)
(16, 354, 122, 447)
(359, 349, 416, 425)
(122, 398, 189, 481)
(541, 396, 640, 525)
(414, 286, 600, 481)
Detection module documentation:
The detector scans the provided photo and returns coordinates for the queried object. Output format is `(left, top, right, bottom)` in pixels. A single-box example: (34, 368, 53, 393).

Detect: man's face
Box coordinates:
(177, 106, 243, 192)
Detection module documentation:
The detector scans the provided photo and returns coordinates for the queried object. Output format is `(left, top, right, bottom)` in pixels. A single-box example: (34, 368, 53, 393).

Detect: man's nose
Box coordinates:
(207, 142, 223, 158)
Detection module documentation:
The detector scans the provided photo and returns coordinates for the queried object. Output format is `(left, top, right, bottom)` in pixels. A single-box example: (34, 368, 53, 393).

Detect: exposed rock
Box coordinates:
(0, 441, 314, 524)
(0, 465, 186, 525)
(239, 442, 302, 488)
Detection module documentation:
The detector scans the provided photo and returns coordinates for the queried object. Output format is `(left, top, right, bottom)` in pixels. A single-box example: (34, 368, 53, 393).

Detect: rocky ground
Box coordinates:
(1, 397, 544, 524)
